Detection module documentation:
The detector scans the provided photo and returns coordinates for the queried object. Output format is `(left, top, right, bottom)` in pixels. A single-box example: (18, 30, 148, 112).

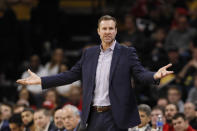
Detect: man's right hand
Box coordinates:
(16, 69, 41, 85)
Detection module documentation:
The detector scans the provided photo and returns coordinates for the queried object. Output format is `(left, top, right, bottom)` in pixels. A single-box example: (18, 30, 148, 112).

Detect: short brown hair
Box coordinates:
(98, 15, 117, 28)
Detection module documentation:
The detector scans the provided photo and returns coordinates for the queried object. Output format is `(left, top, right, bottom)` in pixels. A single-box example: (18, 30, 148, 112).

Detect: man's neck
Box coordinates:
(102, 40, 115, 51)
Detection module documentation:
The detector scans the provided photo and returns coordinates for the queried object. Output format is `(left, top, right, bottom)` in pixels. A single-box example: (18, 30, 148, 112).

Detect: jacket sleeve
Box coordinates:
(127, 47, 157, 85)
(41, 50, 86, 89)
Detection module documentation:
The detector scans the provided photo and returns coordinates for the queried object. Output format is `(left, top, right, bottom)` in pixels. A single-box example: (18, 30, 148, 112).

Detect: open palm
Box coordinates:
(16, 69, 41, 85)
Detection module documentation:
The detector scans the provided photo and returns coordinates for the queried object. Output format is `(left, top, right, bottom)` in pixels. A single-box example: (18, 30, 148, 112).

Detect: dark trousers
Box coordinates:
(86, 109, 127, 131)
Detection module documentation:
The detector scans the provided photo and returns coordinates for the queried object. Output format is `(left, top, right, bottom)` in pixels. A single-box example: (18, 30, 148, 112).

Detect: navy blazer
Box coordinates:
(41, 42, 156, 129)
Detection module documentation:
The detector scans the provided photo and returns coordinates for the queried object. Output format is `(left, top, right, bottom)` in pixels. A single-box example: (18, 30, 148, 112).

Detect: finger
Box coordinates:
(161, 72, 164, 77)
(166, 71, 174, 74)
(163, 63, 172, 69)
(28, 69, 34, 76)
(16, 79, 27, 85)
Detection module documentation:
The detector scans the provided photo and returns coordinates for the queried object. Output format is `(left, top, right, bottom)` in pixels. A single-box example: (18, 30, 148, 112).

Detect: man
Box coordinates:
(184, 102, 197, 130)
(0, 106, 10, 131)
(33, 109, 55, 131)
(172, 113, 196, 131)
(151, 106, 165, 130)
(17, 15, 173, 131)
(54, 109, 64, 131)
(21, 108, 35, 131)
(167, 85, 184, 112)
(62, 104, 80, 131)
(163, 103, 179, 131)
(129, 104, 152, 131)
(0, 103, 13, 121)
(9, 114, 23, 131)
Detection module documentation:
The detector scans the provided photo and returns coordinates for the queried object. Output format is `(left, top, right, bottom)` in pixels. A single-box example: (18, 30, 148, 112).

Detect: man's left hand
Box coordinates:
(153, 63, 174, 80)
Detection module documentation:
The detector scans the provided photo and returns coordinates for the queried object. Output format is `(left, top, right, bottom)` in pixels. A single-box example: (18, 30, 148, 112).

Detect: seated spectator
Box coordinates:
(0, 106, 10, 131)
(42, 89, 60, 111)
(172, 113, 196, 131)
(0, 103, 13, 121)
(163, 103, 179, 131)
(19, 55, 44, 94)
(33, 109, 55, 131)
(167, 85, 184, 112)
(53, 109, 64, 131)
(151, 106, 166, 130)
(62, 104, 80, 131)
(64, 85, 82, 111)
(129, 104, 152, 131)
(9, 114, 23, 131)
(187, 72, 197, 104)
(118, 14, 148, 62)
(55, 63, 81, 98)
(21, 108, 35, 131)
(16, 87, 36, 109)
(42, 48, 64, 76)
(165, 15, 196, 54)
(184, 102, 197, 129)
(157, 97, 168, 108)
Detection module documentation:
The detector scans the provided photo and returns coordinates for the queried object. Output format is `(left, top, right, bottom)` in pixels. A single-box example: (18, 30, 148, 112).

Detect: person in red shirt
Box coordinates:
(172, 113, 196, 131)
(163, 103, 179, 131)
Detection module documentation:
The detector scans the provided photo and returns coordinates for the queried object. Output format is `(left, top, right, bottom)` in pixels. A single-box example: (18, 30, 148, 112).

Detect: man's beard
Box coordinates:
(25, 120, 34, 128)
(166, 119, 172, 124)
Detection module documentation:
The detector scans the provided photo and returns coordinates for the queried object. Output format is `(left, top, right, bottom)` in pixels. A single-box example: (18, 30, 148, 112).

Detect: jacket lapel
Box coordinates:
(91, 46, 100, 86)
(109, 43, 121, 83)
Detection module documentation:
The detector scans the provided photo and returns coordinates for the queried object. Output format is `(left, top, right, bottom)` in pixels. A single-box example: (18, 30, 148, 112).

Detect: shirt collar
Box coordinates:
(100, 40, 116, 51)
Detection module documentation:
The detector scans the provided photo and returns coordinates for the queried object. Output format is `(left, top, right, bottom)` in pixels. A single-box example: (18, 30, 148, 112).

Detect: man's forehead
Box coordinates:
(99, 20, 116, 27)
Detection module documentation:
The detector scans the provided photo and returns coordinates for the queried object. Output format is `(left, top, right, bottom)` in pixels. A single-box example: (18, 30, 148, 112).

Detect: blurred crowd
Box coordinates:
(1, 0, 197, 131)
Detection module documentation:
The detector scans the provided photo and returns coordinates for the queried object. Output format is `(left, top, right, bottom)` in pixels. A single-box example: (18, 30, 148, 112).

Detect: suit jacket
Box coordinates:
(0, 120, 10, 131)
(41, 42, 156, 129)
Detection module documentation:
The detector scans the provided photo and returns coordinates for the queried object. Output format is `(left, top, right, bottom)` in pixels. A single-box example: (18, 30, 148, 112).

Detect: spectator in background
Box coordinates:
(177, 45, 197, 88)
(149, 27, 168, 70)
(0, 103, 13, 121)
(9, 114, 23, 131)
(33, 109, 55, 131)
(53, 109, 64, 131)
(171, 8, 188, 29)
(157, 97, 168, 109)
(0, 105, 10, 131)
(159, 47, 185, 88)
(165, 15, 196, 55)
(16, 87, 36, 109)
(167, 85, 184, 112)
(62, 105, 80, 131)
(55, 63, 81, 98)
(19, 55, 44, 95)
(64, 85, 82, 111)
(151, 106, 166, 130)
(18, 55, 45, 108)
(42, 89, 60, 111)
(184, 102, 197, 130)
(187, 72, 197, 104)
(42, 48, 64, 76)
(172, 113, 196, 131)
(129, 104, 152, 131)
(167, 47, 185, 75)
(118, 14, 148, 61)
(21, 108, 35, 131)
(163, 103, 179, 131)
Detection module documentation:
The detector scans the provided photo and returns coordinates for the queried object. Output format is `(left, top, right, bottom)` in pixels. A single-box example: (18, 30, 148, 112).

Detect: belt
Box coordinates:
(92, 106, 111, 113)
